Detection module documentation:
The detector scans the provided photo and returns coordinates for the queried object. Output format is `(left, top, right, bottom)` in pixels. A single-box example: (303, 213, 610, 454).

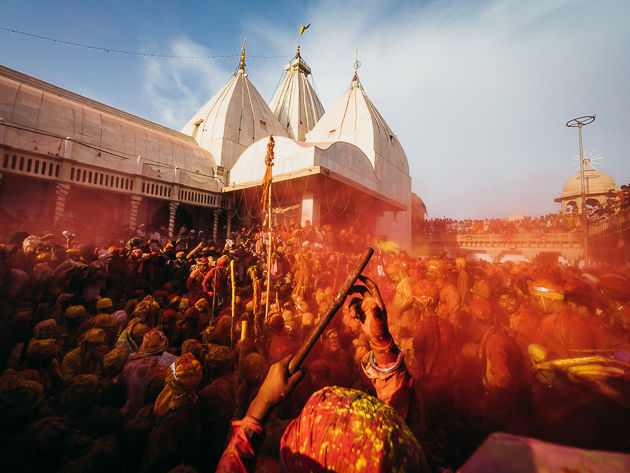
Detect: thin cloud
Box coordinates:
(142, 38, 232, 129)
(143, 0, 629, 219)
(268, 0, 630, 219)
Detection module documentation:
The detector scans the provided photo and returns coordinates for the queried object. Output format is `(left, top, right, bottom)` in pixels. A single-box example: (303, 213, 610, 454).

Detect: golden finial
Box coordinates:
(238, 39, 246, 71)
(352, 49, 361, 84)
(296, 44, 301, 58)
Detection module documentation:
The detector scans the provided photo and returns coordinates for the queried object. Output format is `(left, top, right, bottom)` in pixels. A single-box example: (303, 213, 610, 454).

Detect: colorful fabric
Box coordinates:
(183, 307, 200, 322)
(279, 386, 427, 473)
(217, 361, 425, 473)
(61, 374, 100, 411)
(118, 353, 162, 419)
(179, 298, 190, 312)
(33, 318, 57, 339)
(181, 339, 202, 357)
(115, 318, 148, 354)
(530, 279, 565, 301)
(26, 338, 58, 360)
(136, 328, 168, 356)
(132, 295, 160, 317)
(96, 297, 113, 311)
(0, 369, 44, 424)
(65, 305, 88, 320)
(112, 310, 128, 326)
(103, 347, 128, 377)
(217, 255, 229, 267)
(216, 416, 265, 473)
(160, 309, 179, 325)
(195, 298, 209, 312)
(93, 313, 116, 329)
(154, 353, 202, 417)
(61, 345, 104, 381)
(83, 328, 106, 345)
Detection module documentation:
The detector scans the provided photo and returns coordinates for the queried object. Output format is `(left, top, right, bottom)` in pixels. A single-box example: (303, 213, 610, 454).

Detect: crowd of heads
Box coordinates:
(1, 217, 630, 472)
(419, 184, 630, 235)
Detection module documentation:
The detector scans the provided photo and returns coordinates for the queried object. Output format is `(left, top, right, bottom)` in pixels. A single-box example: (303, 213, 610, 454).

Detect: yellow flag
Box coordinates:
(299, 23, 311, 36)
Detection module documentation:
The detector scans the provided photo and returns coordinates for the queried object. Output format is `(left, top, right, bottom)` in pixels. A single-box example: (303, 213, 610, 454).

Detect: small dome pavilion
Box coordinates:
(555, 160, 619, 212)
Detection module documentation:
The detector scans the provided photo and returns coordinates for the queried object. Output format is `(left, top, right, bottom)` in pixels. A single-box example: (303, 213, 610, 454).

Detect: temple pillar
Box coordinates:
(213, 209, 221, 242)
(301, 191, 320, 227)
(168, 201, 179, 239)
(53, 182, 71, 228)
(129, 195, 142, 232)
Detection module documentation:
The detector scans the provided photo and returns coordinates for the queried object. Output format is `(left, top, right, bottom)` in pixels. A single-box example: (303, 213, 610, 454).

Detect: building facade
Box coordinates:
(0, 45, 415, 247)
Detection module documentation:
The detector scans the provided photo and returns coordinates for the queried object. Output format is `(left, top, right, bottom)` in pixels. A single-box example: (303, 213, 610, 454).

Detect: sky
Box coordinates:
(1, 0, 629, 220)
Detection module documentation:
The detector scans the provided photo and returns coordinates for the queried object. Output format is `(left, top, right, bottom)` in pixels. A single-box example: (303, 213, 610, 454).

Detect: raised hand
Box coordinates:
(349, 275, 392, 348)
(245, 355, 305, 423)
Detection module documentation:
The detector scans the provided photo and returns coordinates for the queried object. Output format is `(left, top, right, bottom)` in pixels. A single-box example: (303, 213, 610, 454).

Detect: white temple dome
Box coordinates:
(269, 46, 325, 141)
(305, 71, 409, 176)
(180, 43, 287, 171)
(561, 160, 618, 199)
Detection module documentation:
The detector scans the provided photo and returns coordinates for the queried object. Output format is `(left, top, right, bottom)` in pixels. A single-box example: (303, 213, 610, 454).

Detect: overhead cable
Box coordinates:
(0, 26, 291, 60)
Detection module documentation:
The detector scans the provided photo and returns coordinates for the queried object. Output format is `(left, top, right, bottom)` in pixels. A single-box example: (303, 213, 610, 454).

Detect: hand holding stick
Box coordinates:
(288, 247, 374, 375)
(244, 248, 374, 424)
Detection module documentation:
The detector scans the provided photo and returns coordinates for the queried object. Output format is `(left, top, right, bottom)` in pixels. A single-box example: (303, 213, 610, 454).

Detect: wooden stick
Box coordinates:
(288, 247, 374, 375)
(230, 259, 236, 348)
(186, 241, 204, 260)
(237, 319, 248, 381)
(265, 182, 273, 320)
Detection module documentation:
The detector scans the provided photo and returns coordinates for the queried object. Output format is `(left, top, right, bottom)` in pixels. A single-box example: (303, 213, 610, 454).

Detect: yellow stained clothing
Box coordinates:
(61, 347, 103, 381)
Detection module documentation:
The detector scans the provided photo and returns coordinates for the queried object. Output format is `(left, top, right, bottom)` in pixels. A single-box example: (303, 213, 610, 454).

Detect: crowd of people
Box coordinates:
(1, 220, 630, 472)
(419, 213, 584, 235)
(419, 183, 630, 235)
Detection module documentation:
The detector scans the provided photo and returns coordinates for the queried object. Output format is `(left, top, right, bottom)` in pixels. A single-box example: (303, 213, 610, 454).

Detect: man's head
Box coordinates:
(530, 279, 565, 314)
(455, 256, 467, 271)
(81, 328, 109, 360)
(426, 258, 448, 281)
(497, 288, 519, 315)
(385, 261, 406, 283)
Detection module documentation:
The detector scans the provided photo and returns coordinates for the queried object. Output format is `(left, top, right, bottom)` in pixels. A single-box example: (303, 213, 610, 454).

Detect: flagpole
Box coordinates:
(265, 178, 272, 320)
(262, 135, 275, 321)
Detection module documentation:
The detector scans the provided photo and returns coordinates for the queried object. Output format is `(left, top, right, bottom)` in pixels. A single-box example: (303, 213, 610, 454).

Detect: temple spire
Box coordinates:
(352, 49, 361, 87)
(269, 45, 324, 141)
(237, 39, 246, 73)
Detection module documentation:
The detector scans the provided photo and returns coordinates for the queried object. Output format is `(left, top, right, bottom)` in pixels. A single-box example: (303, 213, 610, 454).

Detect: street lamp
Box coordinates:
(566, 115, 596, 266)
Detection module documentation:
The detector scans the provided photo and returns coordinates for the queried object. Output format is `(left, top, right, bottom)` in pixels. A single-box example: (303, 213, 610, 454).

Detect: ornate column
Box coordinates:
(129, 195, 142, 232)
(168, 201, 179, 240)
(212, 209, 221, 243)
(226, 211, 234, 240)
(53, 182, 71, 228)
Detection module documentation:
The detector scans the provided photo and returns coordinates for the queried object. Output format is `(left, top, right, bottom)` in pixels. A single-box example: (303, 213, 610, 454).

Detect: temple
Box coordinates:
(222, 46, 413, 249)
(0, 43, 415, 248)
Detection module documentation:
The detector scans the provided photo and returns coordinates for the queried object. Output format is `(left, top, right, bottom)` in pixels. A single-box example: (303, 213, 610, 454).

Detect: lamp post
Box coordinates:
(566, 115, 596, 266)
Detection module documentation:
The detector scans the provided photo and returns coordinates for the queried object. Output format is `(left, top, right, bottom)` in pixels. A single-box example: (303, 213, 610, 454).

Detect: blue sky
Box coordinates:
(1, 0, 629, 219)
